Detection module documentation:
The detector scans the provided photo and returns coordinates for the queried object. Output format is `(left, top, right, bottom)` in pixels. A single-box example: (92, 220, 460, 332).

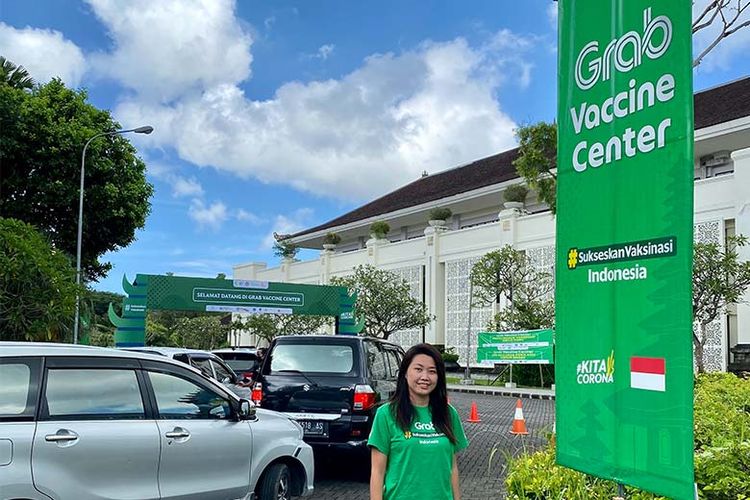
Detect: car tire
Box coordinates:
(257, 463, 292, 500)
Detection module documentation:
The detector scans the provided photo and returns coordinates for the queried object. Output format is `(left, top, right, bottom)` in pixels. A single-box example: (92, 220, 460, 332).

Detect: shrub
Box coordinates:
(370, 220, 391, 239)
(323, 232, 341, 245)
(504, 184, 529, 204)
(429, 207, 453, 221)
(441, 347, 460, 364)
(505, 373, 750, 499)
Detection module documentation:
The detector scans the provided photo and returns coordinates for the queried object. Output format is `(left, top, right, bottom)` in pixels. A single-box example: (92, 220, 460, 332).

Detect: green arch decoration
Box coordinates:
(109, 273, 362, 347)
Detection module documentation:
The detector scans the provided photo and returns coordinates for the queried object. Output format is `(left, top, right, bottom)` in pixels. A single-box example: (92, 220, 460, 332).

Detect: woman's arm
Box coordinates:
(450, 454, 461, 500)
(370, 447, 388, 500)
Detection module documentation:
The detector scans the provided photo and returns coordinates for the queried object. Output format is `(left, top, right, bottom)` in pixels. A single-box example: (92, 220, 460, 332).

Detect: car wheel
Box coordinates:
(257, 463, 292, 500)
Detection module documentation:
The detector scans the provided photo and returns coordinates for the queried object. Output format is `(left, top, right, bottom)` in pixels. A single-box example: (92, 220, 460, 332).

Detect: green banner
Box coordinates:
(476, 329, 554, 365)
(556, 1, 694, 499)
(110, 274, 362, 346)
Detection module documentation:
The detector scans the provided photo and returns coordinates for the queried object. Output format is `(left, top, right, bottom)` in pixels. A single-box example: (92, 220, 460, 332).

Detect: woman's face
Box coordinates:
(405, 353, 438, 400)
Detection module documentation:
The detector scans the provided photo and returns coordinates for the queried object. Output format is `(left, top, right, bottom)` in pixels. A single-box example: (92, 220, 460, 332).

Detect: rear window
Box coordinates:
(268, 343, 356, 375)
(0, 358, 40, 419)
(215, 353, 258, 372)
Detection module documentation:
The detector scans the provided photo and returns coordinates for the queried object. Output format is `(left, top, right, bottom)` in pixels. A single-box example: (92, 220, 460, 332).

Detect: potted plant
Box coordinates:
(369, 220, 391, 240)
(503, 184, 529, 209)
(428, 207, 452, 227)
(322, 232, 341, 250)
(273, 239, 298, 261)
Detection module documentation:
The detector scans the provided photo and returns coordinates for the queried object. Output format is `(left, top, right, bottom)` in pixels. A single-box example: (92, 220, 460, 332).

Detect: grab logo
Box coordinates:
(575, 8, 672, 91)
(414, 421, 435, 431)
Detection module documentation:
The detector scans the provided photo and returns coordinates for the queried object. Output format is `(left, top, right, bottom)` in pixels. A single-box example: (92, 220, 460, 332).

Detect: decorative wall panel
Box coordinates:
(445, 257, 494, 366)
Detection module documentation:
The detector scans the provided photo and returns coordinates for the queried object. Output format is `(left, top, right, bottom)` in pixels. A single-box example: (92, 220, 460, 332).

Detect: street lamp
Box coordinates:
(73, 125, 154, 344)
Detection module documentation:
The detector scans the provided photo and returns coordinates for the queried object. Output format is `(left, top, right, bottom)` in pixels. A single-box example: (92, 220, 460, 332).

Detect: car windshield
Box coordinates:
(268, 343, 355, 374)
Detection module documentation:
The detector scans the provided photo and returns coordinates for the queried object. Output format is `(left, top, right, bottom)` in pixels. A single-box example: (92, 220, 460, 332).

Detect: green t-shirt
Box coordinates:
(367, 403, 469, 500)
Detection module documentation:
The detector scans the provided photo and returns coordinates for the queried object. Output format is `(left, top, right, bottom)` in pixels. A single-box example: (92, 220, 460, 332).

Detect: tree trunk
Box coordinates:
(694, 322, 708, 373)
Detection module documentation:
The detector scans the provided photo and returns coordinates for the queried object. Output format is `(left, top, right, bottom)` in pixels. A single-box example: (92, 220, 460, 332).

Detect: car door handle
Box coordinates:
(165, 429, 190, 439)
(45, 430, 79, 442)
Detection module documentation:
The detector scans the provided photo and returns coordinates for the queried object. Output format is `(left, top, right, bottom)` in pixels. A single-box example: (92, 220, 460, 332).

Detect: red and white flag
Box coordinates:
(630, 356, 666, 392)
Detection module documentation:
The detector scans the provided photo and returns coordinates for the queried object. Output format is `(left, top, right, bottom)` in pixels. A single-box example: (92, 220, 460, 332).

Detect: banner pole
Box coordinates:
(613, 482, 626, 500)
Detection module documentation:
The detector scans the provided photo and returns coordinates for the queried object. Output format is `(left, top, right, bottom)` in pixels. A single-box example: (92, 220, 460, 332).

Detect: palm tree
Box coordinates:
(0, 56, 34, 89)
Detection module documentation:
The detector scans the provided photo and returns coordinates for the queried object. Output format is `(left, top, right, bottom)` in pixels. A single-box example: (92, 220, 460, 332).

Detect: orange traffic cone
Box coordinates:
(510, 399, 529, 435)
(467, 401, 481, 423)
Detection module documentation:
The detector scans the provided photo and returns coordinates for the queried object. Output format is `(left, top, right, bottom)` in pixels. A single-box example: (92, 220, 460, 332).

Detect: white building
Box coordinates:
(234, 77, 750, 372)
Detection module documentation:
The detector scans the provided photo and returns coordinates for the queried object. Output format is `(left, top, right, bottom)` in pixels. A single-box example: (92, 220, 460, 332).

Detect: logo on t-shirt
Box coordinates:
(404, 431, 412, 439)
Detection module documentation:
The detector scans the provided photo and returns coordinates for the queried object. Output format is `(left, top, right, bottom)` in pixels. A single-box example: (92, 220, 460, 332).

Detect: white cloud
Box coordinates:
(236, 209, 263, 224)
(115, 35, 527, 201)
(0, 22, 86, 86)
(85, 0, 253, 100)
(172, 176, 204, 198)
(262, 208, 314, 249)
(315, 44, 335, 60)
(188, 199, 228, 230)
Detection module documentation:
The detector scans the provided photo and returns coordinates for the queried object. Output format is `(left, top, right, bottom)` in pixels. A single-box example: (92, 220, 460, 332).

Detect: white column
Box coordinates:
(732, 147, 750, 345)
(280, 257, 293, 282)
(366, 236, 386, 265)
(319, 248, 332, 284)
(424, 225, 446, 345)
(498, 205, 523, 247)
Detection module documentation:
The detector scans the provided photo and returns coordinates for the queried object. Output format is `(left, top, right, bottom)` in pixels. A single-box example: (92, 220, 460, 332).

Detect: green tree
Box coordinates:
(0, 77, 153, 280)
(80, 289, 125, 346)
(0, 56, 34, 90)
(512, 3, 750, 214)
(0, 217, 81, 341)
(171, 316, 230, 350)
(234, 314, 333, 344)
(512, 122, 557, 213)
(692, 235, 750, 372)
(331, 264, 432, 340)
(471, 246, 554, 331)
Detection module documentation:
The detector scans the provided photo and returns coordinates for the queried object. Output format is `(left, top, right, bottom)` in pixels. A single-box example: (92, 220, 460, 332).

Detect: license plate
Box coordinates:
(300, 420, 327, 436)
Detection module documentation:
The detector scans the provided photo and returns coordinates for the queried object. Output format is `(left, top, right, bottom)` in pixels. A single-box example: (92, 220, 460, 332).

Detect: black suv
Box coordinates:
(252, 335, 404, 454)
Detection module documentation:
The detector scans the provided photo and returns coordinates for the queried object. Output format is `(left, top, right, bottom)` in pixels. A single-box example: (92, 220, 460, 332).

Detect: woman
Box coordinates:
(368, 343, 469, 500)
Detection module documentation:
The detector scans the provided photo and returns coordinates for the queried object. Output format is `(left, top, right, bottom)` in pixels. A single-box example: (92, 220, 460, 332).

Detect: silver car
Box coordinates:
(120, 346, 254, 399)
(0, 342, 314, 500)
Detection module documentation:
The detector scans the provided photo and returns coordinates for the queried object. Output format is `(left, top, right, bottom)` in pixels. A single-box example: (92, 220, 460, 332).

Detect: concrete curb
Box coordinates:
(448, 384, 555, 400)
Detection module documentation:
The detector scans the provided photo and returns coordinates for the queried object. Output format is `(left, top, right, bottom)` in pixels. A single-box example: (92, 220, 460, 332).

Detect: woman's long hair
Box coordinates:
(389, 343, 456, 444)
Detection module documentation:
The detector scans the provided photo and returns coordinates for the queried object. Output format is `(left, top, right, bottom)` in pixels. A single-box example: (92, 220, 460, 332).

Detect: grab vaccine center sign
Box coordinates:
(556, 1, 695, 498)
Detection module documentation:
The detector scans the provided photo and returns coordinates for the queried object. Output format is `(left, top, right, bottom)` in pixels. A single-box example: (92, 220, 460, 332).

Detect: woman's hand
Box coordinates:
(369, 447, 388, 500)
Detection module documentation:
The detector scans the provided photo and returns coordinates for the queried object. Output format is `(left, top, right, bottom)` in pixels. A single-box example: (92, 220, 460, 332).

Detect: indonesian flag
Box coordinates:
(630, 356, 666, 392)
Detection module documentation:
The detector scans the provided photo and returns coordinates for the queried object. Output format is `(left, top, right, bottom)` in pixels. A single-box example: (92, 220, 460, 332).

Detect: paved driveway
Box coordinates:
(308, 391, 555, 499)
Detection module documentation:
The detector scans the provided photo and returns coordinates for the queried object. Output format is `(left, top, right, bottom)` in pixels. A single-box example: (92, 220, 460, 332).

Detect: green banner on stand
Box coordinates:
(477, 329, 554, 365)
(556, 1, 694, 498)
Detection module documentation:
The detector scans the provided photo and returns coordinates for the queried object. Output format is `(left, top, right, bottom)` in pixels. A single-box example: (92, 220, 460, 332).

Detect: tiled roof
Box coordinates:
(294, 76, 750, 238)
(694, 76, 750, 129)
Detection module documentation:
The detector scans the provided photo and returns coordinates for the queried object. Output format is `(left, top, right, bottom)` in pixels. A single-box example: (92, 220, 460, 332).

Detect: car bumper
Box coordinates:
(309, 439, 369, 452)
(297, 443, 316, 496)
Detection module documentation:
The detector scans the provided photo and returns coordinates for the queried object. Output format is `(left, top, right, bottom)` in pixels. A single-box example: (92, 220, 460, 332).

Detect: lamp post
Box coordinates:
(73, 125, 154, 344)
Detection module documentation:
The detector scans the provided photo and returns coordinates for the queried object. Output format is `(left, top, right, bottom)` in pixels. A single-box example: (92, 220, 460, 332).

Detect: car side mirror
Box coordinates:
(238, 399, 256, 421)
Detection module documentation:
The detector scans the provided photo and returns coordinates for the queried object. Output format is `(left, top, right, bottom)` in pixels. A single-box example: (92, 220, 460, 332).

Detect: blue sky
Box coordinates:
(1, 0, 748, 293)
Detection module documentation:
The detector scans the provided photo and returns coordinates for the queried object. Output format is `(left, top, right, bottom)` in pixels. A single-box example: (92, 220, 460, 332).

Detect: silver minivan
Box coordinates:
(0, 342, 314, 500)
